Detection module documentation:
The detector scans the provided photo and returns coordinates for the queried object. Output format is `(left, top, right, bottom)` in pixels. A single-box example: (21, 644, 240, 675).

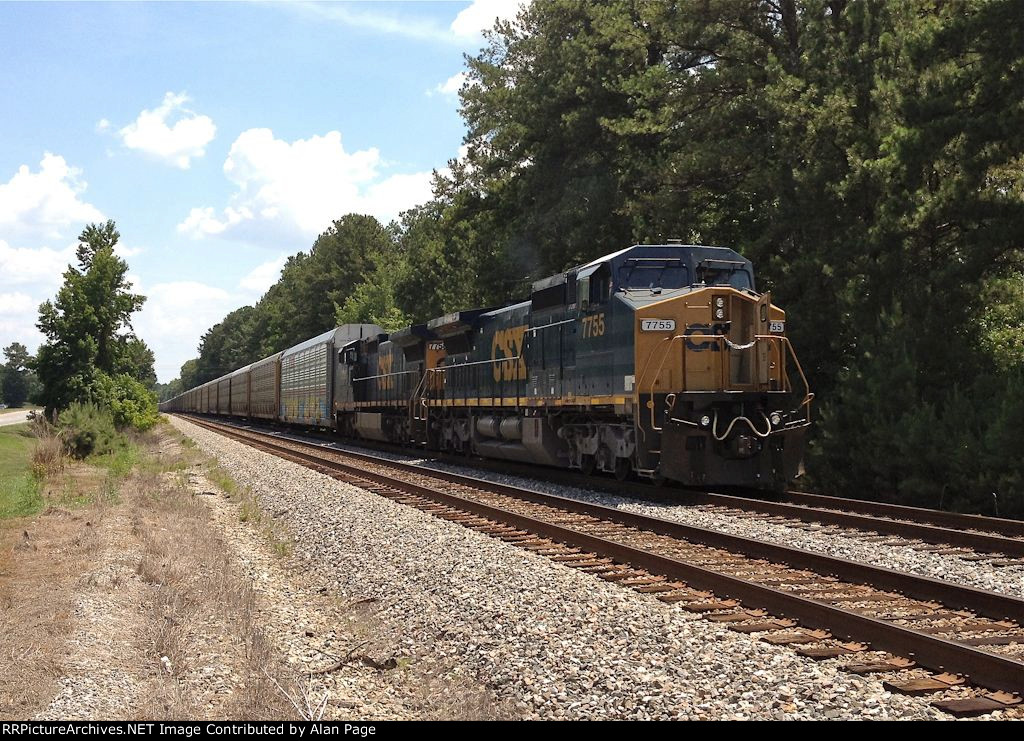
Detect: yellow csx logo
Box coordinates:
(491, 325, 528, 382)
(378, 352, 394, 390)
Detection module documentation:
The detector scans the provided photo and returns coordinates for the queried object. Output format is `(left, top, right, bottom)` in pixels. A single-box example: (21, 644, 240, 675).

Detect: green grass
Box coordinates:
(0, 424, 43, 519)
(91, 443, 141, 479)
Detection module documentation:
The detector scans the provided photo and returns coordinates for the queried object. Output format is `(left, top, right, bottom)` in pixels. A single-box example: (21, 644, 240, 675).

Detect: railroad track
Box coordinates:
(183, 414, 1024, 562)
(182, 415, 1024, 717)
(434, 449, 1024, 560)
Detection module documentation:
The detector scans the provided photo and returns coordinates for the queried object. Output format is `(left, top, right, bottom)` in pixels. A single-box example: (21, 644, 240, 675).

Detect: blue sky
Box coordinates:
(0, 1, 521, 381)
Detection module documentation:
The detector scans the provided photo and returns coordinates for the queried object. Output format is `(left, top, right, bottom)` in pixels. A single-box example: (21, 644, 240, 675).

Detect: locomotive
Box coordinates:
(162, 244, 812, 490)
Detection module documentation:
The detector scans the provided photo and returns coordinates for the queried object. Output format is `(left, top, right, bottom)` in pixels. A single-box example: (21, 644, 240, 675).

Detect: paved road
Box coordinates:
(0, 410, 33, 427)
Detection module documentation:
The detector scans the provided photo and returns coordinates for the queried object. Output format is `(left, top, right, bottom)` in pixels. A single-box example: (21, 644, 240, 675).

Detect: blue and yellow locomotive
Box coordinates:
(163, 244, 812, 491)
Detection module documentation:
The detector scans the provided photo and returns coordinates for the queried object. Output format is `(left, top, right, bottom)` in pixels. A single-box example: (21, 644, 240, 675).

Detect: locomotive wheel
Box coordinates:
(614, 457, 630, 482)
(581, 454, 596, 476)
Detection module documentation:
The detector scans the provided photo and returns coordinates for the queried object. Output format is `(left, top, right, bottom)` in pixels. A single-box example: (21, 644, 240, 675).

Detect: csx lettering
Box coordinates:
(377, 352, 394, 390)
(581, 312, 606, 339)
(684, 323, 729, 351)
(491, 325, 528, 382)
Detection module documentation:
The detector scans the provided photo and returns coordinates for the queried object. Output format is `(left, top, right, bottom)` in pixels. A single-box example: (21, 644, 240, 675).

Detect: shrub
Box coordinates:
(93, 373, 159, 431)
(29, 417, 66, 478)
(58, 402, 118, 459)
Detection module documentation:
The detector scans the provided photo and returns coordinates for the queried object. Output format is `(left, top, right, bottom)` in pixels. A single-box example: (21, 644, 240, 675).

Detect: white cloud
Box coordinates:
(0, 291, 36, 317)
(286, 0, 527, 44)
(177, 128, 434, 245)
(429, 71, 467, 98)
(133, 251, 291, 381)
(0, 291, 43, 355)
(132, 279, 237, 380)
(288, 1, 454, 43)
(450, 0, 526, 38)
(238, 253, 287, 294)
(116, 92, 216, 169)
(0, 239, 78, 353)
(0, 239, 76, 290)
(0, 154, 104, 242)
(114, 244, 144, 259)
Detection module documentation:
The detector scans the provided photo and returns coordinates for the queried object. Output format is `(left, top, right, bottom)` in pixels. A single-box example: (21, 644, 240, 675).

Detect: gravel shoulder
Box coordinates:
(171, 416, 975, 720)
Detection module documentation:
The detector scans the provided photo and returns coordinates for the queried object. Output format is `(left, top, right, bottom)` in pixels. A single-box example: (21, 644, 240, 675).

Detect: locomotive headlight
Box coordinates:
(700, 415, 712, 428)
(770, 412, 782, 427)
(714, 308, 725, 320)
(715, 297, 725, 308)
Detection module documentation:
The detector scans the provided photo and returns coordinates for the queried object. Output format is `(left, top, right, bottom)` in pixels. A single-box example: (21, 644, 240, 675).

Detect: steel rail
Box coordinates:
(179, 413, 1024, 549)
(189, 416, 1024, 623)
(453, 455, 1024, 555)
(185, 416, 1024, 694)
(784, 490, 1024, 539)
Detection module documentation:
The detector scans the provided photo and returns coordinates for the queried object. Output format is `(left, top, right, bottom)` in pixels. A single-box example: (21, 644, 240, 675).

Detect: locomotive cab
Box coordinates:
(554, 244, 811, 490)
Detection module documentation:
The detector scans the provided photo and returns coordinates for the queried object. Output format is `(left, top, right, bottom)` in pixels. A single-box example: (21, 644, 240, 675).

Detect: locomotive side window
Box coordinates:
(577, 264, 610, 311)
(592, 266, 611, 304)
(578, 275, 591, 311)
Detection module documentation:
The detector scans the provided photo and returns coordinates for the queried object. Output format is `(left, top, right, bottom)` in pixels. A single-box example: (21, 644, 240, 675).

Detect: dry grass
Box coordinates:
(0, 488, 108, 718)
(128, 430, 298, 720)
(28, 417, 66, 480)
(209, 461, 293, 558)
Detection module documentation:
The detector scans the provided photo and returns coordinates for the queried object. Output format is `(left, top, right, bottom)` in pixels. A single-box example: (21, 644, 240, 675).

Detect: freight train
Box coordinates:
(161, 244, 813, 490)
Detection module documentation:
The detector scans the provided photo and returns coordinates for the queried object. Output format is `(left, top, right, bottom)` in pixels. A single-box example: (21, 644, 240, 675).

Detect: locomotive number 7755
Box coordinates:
(581, 312, 606, 338)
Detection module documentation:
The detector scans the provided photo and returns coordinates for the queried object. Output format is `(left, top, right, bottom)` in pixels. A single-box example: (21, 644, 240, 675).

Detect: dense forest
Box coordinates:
(164, 0, 1024, 517)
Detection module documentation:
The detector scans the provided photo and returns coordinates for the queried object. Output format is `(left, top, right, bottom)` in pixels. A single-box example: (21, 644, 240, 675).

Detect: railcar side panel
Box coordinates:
(250, 353, 282, 421)
(216, 376, 231, 416)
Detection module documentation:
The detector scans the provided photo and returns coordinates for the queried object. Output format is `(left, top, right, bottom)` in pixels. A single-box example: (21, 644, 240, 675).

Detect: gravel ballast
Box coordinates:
(169, 416, 982, 720)
(296, 435, 1024, 599)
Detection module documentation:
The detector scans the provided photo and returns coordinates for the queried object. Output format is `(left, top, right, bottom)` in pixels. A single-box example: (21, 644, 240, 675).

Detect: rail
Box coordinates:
(182, 416, 1024, 706)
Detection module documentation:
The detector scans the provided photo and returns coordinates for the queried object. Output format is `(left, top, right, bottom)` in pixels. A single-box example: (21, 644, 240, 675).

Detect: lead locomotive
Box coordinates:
(164, 244, 812, 491)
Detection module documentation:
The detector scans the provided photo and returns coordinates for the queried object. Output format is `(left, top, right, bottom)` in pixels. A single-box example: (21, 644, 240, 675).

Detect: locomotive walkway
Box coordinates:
(183, 415, 1024, 717)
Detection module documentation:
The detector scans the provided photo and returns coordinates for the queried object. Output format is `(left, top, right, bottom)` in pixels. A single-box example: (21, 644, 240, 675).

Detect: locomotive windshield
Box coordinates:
(695, 259, 753, 290)
(617, 258, 689, 292)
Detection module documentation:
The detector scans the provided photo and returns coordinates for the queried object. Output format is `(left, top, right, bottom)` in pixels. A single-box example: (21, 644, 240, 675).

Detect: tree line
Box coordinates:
(166, 1, 1024, 517)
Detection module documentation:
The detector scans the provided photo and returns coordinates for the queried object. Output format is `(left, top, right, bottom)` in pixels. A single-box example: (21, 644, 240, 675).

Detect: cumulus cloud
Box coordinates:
(450, 0, 526, 38)
(114, 244, 144, 259)
(0, 240, 76, 290)
(429, 71, 467, 98)
(115, 92, 216, 169)
(133, 252, 290, 381)
(177, 128, 434, 245)
(238, 254, 288, 294)
(0, 154, 104, 242)
(286, 0, 527, 44)
(0, 239, 78, 352)
(0, 291, 36, 317)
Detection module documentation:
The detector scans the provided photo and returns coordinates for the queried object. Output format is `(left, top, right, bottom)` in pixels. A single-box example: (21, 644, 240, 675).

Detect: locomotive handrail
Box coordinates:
(754, 335, 814, 419)
(410, 368, 433, 422)
(636, 332, 810, 435)
(527, 318, 575, 335)
(351, 369, 419, 382)
(415, 355, 526, 413)
(426, 355, 522, 369)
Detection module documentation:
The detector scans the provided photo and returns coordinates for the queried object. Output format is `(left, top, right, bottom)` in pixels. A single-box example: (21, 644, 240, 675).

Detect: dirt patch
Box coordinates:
(0, 424, 301, 720)
(0, 497, 108, 718)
